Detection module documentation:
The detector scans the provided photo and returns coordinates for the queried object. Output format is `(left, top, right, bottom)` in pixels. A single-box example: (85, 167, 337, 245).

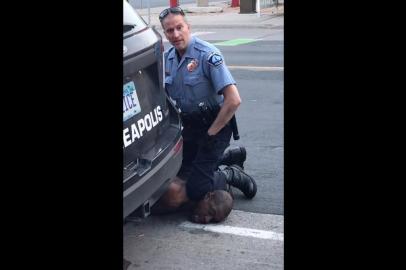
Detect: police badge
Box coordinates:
(187, 59, 198, 72)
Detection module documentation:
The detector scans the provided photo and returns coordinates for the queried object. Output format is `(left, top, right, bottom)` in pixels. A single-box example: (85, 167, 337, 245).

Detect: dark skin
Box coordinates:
(152, 178, 233, 224)
(192, 190, 233, 224)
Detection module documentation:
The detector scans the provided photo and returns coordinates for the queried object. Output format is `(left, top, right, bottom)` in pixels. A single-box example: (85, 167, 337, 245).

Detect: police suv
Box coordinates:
(123, 0, 183, 218)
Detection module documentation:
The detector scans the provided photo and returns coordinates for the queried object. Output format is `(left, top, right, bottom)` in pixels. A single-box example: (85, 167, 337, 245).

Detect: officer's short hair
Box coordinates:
(159, 6, 188, 26)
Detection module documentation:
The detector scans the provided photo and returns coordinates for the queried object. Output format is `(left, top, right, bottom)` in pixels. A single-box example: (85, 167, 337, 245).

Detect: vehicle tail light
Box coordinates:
(172, 137, 183, 155)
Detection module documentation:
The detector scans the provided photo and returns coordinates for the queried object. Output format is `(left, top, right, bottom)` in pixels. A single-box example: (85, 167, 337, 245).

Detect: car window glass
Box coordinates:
(124, 1, 146, 34)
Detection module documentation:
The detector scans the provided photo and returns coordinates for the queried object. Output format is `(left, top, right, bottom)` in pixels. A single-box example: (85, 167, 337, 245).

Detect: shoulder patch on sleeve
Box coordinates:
(207, 52, 223, 67)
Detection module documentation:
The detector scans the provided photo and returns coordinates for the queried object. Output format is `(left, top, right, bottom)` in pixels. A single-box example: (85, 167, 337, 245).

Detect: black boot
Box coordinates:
(219, 146, 246, 169)
(222, 165, 257, 199)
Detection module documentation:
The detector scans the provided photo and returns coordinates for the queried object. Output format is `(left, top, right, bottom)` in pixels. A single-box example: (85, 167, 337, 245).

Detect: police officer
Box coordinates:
(158, 6, 257, 209)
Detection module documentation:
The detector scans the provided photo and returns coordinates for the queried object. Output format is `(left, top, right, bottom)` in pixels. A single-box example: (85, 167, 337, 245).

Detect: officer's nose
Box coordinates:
(173, 29, 181, 38)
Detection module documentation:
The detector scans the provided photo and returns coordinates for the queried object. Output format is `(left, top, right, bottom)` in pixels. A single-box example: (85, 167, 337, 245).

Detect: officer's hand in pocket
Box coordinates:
(203, 132, 217, 150)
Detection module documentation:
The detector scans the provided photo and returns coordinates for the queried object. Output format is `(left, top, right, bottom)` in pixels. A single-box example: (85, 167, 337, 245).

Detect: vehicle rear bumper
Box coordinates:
(123, 136, 183, 218)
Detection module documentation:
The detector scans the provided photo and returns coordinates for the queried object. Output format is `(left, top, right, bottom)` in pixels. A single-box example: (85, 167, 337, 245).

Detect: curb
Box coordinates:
(137, 3, 284, 30)
(184, 6, 223, 13)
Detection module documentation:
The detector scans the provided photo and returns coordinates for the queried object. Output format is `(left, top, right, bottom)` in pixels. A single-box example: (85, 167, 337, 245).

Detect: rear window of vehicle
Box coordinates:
(123, 1, 147, 35)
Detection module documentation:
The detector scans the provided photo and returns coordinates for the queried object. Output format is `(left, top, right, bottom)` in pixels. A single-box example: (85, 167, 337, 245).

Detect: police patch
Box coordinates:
(207, 52, 223, 67)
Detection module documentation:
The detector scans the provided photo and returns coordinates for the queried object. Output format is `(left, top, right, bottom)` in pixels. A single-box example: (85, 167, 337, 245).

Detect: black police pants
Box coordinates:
(177, 124, 232, 201)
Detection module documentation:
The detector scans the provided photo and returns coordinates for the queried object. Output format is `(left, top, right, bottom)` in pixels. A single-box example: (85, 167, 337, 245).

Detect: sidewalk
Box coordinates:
(136, 1, 284, 30)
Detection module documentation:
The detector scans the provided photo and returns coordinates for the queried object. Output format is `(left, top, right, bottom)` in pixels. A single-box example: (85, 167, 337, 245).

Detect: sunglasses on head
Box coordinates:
(159, 7, 185, 21)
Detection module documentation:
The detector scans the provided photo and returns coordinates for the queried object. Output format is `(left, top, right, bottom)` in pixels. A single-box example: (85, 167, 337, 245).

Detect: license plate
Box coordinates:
(123, 81, 141, 122)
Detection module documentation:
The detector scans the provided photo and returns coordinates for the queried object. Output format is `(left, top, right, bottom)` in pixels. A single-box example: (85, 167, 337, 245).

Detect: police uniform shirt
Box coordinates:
(164, 36, 236, 113)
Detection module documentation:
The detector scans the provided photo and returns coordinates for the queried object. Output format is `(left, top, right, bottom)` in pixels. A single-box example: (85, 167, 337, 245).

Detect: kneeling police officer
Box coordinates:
(158, 7, 257, 216)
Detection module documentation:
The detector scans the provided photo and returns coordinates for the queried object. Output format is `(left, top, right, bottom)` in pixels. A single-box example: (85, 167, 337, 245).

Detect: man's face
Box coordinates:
(192, 192, 215, 224)
(161, 13, 191, 55)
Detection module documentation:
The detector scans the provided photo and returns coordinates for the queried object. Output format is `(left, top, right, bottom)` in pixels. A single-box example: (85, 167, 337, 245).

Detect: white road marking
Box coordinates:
(192, 31, 215, 37)
(180, 221, 284, 241)
(228, 66, 284, 71)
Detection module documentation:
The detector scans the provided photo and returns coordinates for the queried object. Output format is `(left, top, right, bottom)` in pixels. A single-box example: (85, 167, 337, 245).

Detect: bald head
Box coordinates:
(191, 190, 233, 224)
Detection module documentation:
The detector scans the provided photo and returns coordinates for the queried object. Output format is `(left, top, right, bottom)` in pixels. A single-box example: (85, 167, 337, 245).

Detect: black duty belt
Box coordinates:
(181, 112, 209, 130)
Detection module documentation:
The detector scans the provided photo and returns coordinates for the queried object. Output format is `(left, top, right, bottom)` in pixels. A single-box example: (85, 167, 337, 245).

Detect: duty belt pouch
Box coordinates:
(181, 111, 206, 130)
(182, 86, 223, 129)
(197, 101, 218, 127)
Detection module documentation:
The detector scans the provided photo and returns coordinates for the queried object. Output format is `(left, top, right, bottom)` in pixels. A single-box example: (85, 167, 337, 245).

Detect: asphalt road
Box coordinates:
(220, 40, 284, 215)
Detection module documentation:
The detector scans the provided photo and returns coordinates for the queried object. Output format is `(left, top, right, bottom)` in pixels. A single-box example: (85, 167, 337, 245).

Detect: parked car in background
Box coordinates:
(123, 0, 183, 219)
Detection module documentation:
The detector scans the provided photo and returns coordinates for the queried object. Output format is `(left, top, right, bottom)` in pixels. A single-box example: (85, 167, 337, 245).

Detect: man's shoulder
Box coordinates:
(164, 46, 175, 58)
(193, 37, 219, 54)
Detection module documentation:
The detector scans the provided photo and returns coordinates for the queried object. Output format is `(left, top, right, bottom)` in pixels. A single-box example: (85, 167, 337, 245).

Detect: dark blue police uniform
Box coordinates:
(164, 36, 236, 201)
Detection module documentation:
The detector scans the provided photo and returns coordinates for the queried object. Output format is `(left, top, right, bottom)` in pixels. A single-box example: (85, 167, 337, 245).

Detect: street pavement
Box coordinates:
(125, 210, 284, 270)
(134, 1, 284, 29)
